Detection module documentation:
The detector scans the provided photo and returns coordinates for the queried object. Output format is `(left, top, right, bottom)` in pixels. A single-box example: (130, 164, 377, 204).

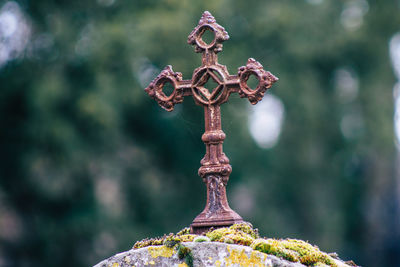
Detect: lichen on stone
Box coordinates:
(229, 222, 259, 239)
(176, 227, 190, 236)
(206, 225, 255, 246)
(250, 238, 339, 266)
(179, 234, 197, 242)
(225, 245, 268, 266)
(134, 232, 197, 250)
(133, 235, 165, 249)
(132, 223, 354, 267)
(147, 246, 175, 258)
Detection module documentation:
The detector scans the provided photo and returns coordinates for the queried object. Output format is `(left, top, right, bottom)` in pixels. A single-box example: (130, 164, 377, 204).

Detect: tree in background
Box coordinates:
(0, 0, 399, 266)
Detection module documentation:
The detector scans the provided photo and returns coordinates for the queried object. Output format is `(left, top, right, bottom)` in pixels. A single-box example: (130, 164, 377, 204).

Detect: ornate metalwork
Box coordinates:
(145, 11, 278, 234)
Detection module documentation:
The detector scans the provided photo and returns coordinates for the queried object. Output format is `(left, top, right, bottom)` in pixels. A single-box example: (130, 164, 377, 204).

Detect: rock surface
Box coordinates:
(93, 242, 348, 267)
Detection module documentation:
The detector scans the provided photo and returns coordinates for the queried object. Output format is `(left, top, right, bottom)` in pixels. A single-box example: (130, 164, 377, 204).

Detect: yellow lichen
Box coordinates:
(179, 234, 197, 242)
(215, 260, 222, 267)
(177, 263, 188, 267)
(132, 224, 351, 267)
(111, 263, 119, 267)
(133, 236, 164, 249)
(176, 227, 190, 236)
(147, 246, 174, 258)
(229, 223, 259, 239)
(250, 238, 337, 266)
(206, 227, 254, 246)
(225, 246, 269, 267)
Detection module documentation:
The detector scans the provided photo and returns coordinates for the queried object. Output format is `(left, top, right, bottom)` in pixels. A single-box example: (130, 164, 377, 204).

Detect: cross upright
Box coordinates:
(145, 11, 278, 234)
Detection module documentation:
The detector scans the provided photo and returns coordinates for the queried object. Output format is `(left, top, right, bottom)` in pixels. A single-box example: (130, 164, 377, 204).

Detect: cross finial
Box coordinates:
(145, 11, 278, 234)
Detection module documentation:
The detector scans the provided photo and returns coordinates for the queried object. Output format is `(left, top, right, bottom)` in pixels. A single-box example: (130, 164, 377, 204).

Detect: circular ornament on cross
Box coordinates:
(191, 66, 228, 106)
(144, 65, 183, 111)
(238, 58, 279, 105)
(187, 11, 229, 53)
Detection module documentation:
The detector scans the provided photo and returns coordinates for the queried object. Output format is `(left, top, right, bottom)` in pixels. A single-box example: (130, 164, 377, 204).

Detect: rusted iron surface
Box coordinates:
(145, 11, 278, 234)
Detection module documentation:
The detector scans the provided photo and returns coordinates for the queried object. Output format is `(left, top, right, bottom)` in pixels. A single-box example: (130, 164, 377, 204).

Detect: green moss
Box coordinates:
(176, 227, 190, 236)
(222, 237, 234, 244)
(205, 224, 254, 246)
(250, 238, 337, 266)
(133, 236, 165, 249)
(134, 232, 196, 249)
(177, 243, 194, 267)
(229, 222, 259, 239)
(163, 234, 181, 248)
(194, 236, 210, 242)
(179, 234, 197, 242)
(132, 223, 350, 267)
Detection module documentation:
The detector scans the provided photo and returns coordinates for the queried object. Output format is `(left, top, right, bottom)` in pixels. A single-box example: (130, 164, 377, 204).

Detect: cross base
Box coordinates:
(190, 212, 244, 235)
(189, 174, 244, 234)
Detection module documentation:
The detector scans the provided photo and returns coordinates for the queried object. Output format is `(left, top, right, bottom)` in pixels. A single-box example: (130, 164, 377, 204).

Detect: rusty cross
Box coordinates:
(145, 11, 278, 234)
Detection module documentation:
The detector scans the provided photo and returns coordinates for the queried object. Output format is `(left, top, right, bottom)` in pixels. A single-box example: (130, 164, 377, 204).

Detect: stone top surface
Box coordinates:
(93, 242, 349, 267)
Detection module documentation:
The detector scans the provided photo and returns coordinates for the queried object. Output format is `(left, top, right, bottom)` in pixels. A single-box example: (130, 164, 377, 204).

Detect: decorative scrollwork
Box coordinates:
(191, 65, 230, 106)
(198, 165, 232, 183)
(144, 65, 183, 111)
(238, 58, 279, 105)
(187, 11, 229, 53)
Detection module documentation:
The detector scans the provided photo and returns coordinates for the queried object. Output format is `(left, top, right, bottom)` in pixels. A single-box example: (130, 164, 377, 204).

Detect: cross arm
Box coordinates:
(227, 58, 278, 105)
(145, 65, 192, 111)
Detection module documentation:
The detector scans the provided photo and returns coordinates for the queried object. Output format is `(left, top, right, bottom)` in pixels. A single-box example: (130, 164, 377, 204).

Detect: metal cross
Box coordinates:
(145, 11, 278, 234)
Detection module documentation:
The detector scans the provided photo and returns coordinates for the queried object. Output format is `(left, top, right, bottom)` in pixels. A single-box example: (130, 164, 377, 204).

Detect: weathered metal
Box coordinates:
(145, 11, 278, 234)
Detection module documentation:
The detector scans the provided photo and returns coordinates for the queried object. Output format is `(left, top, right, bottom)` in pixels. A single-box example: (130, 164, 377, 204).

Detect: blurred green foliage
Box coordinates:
(0, 0, 400, 266)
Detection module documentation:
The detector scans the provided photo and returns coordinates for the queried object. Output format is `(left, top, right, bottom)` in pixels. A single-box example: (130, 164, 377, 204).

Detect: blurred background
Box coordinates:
(1, 0, 400, 266)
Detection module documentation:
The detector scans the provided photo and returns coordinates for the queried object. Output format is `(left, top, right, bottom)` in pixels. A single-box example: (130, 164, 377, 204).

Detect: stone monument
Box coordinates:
(93, 11, 357, 267)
